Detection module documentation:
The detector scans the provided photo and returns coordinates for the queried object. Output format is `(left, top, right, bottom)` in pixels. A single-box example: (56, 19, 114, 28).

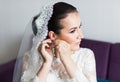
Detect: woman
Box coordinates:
(20, 2, 97, 82)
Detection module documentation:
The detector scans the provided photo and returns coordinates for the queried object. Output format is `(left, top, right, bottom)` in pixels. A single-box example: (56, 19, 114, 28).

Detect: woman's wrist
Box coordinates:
(37, 62, 52, 82)
(43, 60, 52, 68)
(43, 56, 53, 64)
(37, 61, 52, 74)
(60, 54, 71, 62)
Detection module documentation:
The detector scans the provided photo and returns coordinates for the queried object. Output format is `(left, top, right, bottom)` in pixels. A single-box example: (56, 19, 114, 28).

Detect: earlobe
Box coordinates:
(48, 31, 56, 41)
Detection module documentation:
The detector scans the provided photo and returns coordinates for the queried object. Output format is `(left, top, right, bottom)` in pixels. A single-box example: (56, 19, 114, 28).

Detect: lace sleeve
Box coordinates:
(21, 52, 32, 82)
(66, 68, 89, 82)
(83, 50, 97, 82)
(67, 49, 97, 82)
(21, 51, 42, 82)
(22, 52, 29, 71)
(33, 76, 41, 82)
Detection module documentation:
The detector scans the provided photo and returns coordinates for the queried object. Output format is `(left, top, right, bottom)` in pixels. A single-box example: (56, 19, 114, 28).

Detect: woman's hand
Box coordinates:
(37, 39, 54, 82)
(54, 39, 79, 78)
(54, 39, 74, 60)
(38, 39, 53, 63)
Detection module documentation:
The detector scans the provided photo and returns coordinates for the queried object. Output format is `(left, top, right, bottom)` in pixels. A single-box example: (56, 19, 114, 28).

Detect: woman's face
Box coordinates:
(55, 12, 84, 51)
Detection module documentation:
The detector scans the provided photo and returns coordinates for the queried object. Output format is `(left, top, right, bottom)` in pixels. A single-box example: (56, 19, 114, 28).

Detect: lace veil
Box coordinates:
(13, 0, 81, 82)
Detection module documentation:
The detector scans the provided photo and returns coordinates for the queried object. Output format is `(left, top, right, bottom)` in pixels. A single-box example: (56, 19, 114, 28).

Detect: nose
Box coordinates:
(77, 28, 84, 39)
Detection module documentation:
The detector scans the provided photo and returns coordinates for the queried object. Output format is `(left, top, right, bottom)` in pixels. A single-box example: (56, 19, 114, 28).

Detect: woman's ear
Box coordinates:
(48, 31, 57, 41)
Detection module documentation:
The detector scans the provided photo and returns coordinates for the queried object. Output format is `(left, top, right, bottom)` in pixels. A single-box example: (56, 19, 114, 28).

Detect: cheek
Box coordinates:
(59, 35, 75, 44)
(61, 35, 80, 51)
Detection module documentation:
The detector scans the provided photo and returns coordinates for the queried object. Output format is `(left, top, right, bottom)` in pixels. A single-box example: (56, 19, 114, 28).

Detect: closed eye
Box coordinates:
(70, 29, 76, 33)
(69, 22, 82, 33)
(69, 27, 77, 33)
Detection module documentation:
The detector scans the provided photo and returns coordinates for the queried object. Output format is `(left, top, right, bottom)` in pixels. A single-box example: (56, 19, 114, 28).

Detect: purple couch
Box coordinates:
(0, 39, 120, 82)
(81, 39, 120, 82)
(0, 59, 16, 82)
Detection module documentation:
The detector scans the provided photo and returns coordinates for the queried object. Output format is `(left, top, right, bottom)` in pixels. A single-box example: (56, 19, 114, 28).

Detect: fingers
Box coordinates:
(38, 39, 54, 62)
(54, 39, 75, 56)
(41, 39, 53, 49)
(41, 39, 52, 45)
(38, 39, 51, 53)
(54, 39, 70, 49)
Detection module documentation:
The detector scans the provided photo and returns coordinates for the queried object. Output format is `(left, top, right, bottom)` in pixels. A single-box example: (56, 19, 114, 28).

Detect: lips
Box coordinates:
(76, 41, 81, 45)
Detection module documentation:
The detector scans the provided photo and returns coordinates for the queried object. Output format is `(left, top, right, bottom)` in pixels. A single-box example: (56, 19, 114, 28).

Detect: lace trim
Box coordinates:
(21, 3, 54, 82)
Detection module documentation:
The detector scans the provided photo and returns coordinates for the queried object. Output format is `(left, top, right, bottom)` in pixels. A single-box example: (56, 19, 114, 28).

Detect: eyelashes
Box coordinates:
(69, 23, 82, 33)
(70, 29, 76, 33)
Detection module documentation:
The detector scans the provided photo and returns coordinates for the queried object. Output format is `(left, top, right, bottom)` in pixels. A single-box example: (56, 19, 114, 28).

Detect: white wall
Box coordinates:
(0, 0, 120, 64)
(0, 0, 48, 64)
(79, 0, 120, 43)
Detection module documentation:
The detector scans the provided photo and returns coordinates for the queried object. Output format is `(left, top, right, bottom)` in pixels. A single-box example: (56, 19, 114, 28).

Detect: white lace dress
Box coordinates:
(21, 48, 97, 82)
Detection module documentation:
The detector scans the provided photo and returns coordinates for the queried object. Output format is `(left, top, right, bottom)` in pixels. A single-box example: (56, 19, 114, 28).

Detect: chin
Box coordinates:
(72, 46, 80, 51)
(76, 46, 80, 51)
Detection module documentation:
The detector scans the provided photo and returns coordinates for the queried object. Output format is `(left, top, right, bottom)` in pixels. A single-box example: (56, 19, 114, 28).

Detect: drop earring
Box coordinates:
(51, 40, 56, 57)
(52, 47, 55, 56)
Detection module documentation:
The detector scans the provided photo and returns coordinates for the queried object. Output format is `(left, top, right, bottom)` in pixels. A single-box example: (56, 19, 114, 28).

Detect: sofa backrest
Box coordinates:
(1, 38, 119, 82)
(81, 39, 111, 79)
(107, 43, 120, 82)
(0, 59, 16, 82)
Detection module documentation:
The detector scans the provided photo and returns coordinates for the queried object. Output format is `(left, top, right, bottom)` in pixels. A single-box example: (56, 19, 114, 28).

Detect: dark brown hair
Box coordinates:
(32, 2, 78, 36)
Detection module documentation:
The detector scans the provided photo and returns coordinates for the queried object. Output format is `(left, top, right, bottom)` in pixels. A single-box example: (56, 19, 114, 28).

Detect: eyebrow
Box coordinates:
(70, 22, 82, 30)
(70, 27, 77, 31)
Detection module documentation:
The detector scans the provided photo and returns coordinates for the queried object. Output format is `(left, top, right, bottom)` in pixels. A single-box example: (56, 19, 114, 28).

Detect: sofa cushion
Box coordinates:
(0, 59, 16, 82)
(108, 43, 120, 82)
(81, 39, 111, 79)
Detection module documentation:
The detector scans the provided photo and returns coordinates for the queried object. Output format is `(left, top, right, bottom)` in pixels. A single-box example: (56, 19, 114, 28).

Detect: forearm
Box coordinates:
(37, 62, 52, 82)
(61, 55, 78, 78)
(61, 56, 89, 82)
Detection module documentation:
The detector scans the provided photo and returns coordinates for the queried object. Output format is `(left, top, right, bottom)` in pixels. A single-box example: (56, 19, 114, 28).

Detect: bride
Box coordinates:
(13, 1, 97, 82)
